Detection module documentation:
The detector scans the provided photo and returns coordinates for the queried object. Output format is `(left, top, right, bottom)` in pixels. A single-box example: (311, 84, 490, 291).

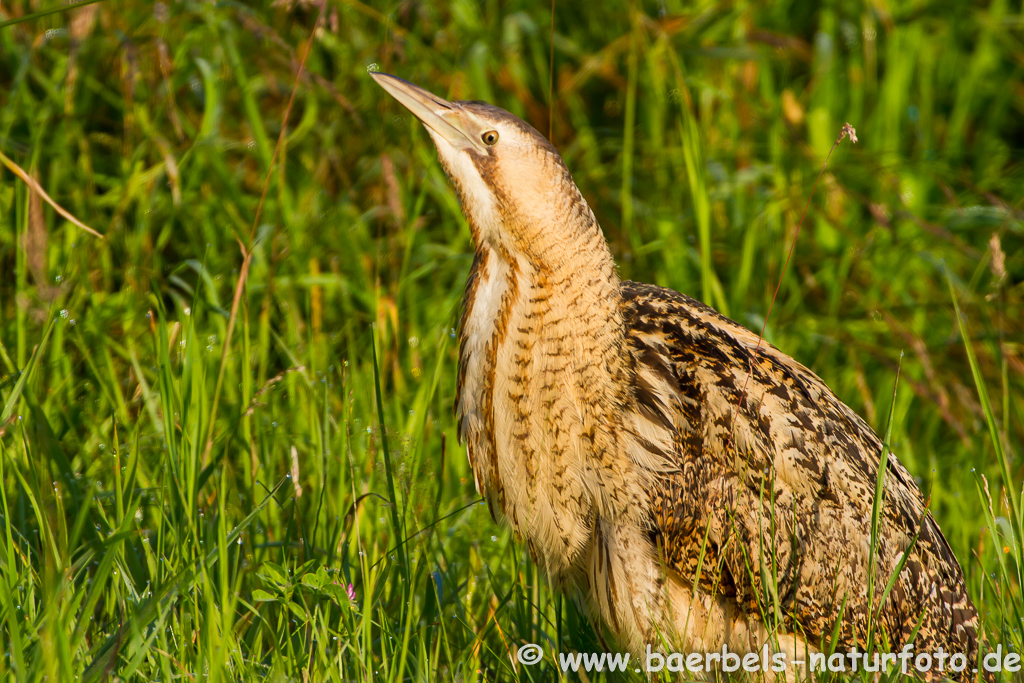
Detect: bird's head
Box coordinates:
(372, 72, 599, 262)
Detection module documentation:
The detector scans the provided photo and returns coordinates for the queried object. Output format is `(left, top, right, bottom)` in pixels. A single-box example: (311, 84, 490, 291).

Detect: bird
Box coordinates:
(371, 72, 980, 681)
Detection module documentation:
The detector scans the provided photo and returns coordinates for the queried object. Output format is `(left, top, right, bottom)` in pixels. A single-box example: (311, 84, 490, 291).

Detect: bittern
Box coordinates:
(372, 73, 979, 680)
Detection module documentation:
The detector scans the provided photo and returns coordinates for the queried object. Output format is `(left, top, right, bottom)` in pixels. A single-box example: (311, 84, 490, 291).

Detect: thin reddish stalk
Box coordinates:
(202, 0, 329, 464)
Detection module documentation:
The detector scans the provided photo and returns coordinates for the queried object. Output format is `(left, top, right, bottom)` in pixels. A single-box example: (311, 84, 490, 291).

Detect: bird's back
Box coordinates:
(619, 280, 979, 672)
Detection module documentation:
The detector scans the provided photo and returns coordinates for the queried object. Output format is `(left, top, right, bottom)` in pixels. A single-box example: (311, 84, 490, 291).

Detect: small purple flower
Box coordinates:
(346, 583, 356, 602)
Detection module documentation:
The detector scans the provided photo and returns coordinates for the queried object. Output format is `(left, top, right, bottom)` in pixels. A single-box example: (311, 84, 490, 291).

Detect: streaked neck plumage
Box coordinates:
(446, 128, 651, 576)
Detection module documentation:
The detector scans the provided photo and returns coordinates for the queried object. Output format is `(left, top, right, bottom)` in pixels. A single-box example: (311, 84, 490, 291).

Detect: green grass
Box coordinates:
(0, 0, 1021, 680)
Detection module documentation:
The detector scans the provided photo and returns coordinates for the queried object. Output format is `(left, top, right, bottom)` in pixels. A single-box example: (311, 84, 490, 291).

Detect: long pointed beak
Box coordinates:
(371, 72, 484, 152)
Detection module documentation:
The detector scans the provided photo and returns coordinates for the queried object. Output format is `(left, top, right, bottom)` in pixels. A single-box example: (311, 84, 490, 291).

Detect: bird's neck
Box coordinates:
(459, 187, 628, 416)
(456, 201, 650, 574)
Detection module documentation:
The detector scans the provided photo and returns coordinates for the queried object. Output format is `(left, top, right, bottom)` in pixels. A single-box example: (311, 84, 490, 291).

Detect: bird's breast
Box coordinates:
(456, 247, 652, 575)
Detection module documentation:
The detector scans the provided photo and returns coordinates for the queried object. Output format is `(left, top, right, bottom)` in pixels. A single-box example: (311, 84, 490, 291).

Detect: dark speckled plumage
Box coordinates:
(622, 282, 979, 675)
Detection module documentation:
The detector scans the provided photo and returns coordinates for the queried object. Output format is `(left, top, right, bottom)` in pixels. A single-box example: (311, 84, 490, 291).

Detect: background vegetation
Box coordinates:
(0, 0, 1021, 680)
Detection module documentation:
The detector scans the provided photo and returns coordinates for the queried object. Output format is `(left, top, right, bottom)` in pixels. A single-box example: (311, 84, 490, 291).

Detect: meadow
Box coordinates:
(0, 0, 1021, 680)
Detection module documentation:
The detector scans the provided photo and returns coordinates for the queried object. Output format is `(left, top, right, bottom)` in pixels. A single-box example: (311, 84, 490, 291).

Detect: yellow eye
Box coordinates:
(481, 130, 499, 145)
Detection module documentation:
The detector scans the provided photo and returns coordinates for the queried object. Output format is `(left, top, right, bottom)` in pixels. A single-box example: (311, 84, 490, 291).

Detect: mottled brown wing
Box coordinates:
(620, 281, 978, 668)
